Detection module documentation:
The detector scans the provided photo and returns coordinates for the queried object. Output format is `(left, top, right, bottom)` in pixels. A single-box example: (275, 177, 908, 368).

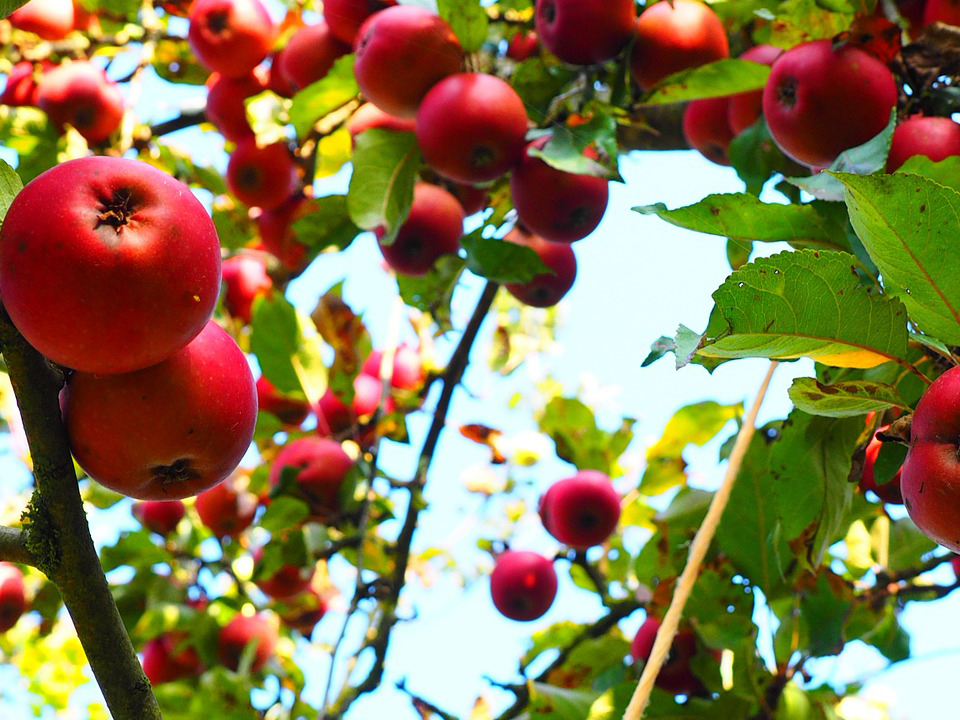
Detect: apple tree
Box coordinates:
(0, 0, 956, 719)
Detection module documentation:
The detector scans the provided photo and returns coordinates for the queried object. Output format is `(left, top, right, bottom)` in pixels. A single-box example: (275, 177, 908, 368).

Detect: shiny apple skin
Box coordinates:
(886, 115, 960, 172)
(269, 437, 355, 521)
(490, 551, 558, 621)
(276, 21, 350, 94)
(683, 96, 736, 166)
(536, 0, 635, 65)
(217, 614, 277, 672)
(538, 470, 620, 547)
(503, 228, 577, 308)
(726, 45, 783, 135)
(376, 183, 464, 276)
(37, 61, 125, 145)
(187, 0, 276, 78)
(0, 562, 26, 632)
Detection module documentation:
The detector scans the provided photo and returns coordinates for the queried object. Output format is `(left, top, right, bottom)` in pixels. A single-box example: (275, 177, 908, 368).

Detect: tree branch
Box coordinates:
(0, 525, 35, 566)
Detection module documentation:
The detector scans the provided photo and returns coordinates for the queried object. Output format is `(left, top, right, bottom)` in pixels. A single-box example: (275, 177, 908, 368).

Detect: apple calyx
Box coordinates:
(95, 189, 136, 232)
(151, 458, 202, 486)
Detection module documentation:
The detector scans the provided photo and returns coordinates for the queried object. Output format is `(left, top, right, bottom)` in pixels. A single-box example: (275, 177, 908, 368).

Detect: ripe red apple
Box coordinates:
(205, 68, 266, 144)
(277, 586, 327, 636)
(353, 5, 463, 117)
(762, 39, 898, 170)
(256, 193, 312, 273)
(630, 0, 729, 91)
(269, 437, 355, 521)
(726, 44, 782, 135)
(490, 550, 558, 621)
(535, 0, 635, 65)
(345, 102, 417, 145)
(8, 0, 75, 40)
(538, 470, 620, 547)
(1, 61, 49, 107)
(133, 500, 187, 536)
(510, 137, 609, 243)
(324, 0, 396, 45)
(448, 182, 488, 216)
(0, 156, 221, 374)
(257, 376, 311, 426)
(0, 563, 26, 633)
(417, 72, 529, 184)
(923, 0, 960, 26)
(226, 138, 299, 211)
(502, 227, 577, 308)
(631, 616, 716, 696)
(217, 613, 277, 672)
(901, 366, 960, 551)
(63, 322, 257, 501)
(952, 553, 960, 579)
(36, 61, 125, 145)
(188, 0, 276, 78)
(221, 254, 273, 324)
(683, 96, 736, 166)
(859, 425, 904, 505)
(141, 633, 202, 685)
(886, 115, 960, 172)
(195, 472, 259, 538)
(275, 21, 350, 94)
(361, 345, 424, 391)
(252, 546, 314, 599)
(505, 30, 539, 62)
(376, 183, 464, 276)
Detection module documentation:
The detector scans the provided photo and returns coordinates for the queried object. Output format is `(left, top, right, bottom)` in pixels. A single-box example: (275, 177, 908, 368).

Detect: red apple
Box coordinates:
(226, 138, 299, 211)
(502, 227, 577, 308)
(1, 61, 49, 107)
(36, 61, 125, 145)
(353, 5, 463, 117)
(269, 437, 355, 521)
(277, 586, 327, 636)
(490, 551, 558, 621)
(683, 96, 736, 166)
(630, 0, 729, 91)
(416, 72, 529, 184)
(538, 470, 620, 547)
(188, 0, 276, 78)
(324, 0, 397, 45)
(345, 102, 417, 145)
(256, 193, 312, 273)
(316, 387, 353, 437)
(860, 425, 904, 505)
(631, 616, 715, 696)
(510, 137, 609, 243)
(726, 45, 783, 135)
(205, 68, 266, 144)
(8, 0, 75, 40)
(763, 39, 898, 170)
(63, 322, 257, 501)
(505, 30, 539, 62)
(217, 613, 277, 672)
(951, 554, 960, 579)
(376, 183, 464, 276)
(0, 563, 26, 633)
(886, 115, 960, 172)
(252, 546, 314, 599)
(195, 472, 259, 538)
(535, 0, 635, 65)
(133, 500, 187, 536)
(923, 0, 960, 26)
(141, 633, 203, 685)
(0, 156, 221, 374)
(257, 376, 311, 426)
(221, 254, 273, 324)
(275, 21, 350, 94)
(448, 182, 488, 216)
(361, 345, 424, 391)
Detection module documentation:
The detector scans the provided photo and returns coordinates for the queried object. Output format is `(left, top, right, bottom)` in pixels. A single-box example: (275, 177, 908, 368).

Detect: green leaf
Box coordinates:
(787, 377, 910, 418)
(292, 195, 361, 251)
(258, 496, 310, 534)
(0, 1, 29, 16)
(685, 569, 756, 649)
(528, 127, 612, 177)
(529, 682, 600, 720)
(100, 532, 170, 572)
(0, 159, 23, 221)
(882, 517, 937, 573)
(395, 254, 466, 333)
(697, 250, 909, 369)
(896, 154, 960, 194)
(634, 194, 850, 252)
(460, 232, 549, 283)
(510, 58, 578, 118)
(799, 571, 854, 656)
(838, 172, 960, 346)
(753, 0, 854, 48)
(539, 397, 635, 477)
(288, 54, 359, 138)
(641, 59, 770, 105)
(437, 0, 489, 53)
(347, 129, 419, 242)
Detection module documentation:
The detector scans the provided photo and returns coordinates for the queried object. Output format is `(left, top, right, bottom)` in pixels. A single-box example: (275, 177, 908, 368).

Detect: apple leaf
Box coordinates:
(752, 1, 854, 48)
(347, 129, 419, 242)
(635, 194, 851, 252)
(694, 249, 909, 369)
(528, 127, 613, 178)
(528, 682, 600, 720)
(640, 59, 771, 105)
(288, 54, 359, 139)
(0, 1, 28, 16)
(437, 0, 489, 53)
(895, 154, 960, 194)
(538, 396, 635, 478)
(293, 195, 361, 252)
(258, 497, 310, 535)
(798, 570, 853, 656)
(787, 377, 910, 418)
(511, 58, 578, 118)
(727, 118, 809, 196)
(838, 172, 960, 346)
(395, 254, 466, 333)
(460, 232, 550, 284)
(686, 569, 756, 649)
(881, 517, 938, 573)
(0, 159, 22, 221)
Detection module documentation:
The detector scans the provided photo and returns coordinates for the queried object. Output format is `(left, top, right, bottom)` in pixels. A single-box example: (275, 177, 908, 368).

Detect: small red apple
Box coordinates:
(188, 0, 276, 78)
(886, 115, 960, 172)
(0, 563, 26, 633)
(256, 193, 313, 273)
(683, 96, 736, 166)
(345, 102, 417, 145)
(502, 227, 577, 308)
(256, 376, 311, 426)
(631, 616, 716, 696)
(226, 138, 299, 211)
(376, 183, 464, 276)
(1, 61, 49, 107)
(277, 586, 328, 636)
(217, 613, 277, 672)
(221, 254, 273, 324)
(726, 44, 783, 135)
(269, 437, 355, 521)
(252, 546, 314, 599)
(142, 633, 203, 685)
(535, 0, 635, 65)
(859, 425, 904, 505)
(37, 61, 125, 145)
(490, 551, 558, 621)
(195, 472, 259, 539)
(133, 500, 187, 536)
(951, 553, 960, 579)
(8, 0, 75, 40)
(205, 68, 266, 144)
(323, 0, 397, 45)
(275, 21, 350, 94)
(538, 470, 620, 547)
(505, 30, 539, 62)
(361, 345, 424, 391)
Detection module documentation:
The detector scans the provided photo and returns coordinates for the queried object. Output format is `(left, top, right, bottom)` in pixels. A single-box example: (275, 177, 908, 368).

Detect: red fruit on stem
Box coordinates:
(376, 183, 464, 276)
(188, 0, 276, 78)
(503, 228, 577, 308)
(538, 470, 620, 547)
(142, 633, 202, 685)
(195, 473, 259, 538)
(205, 69, 266, 144)
(505, 30, 539, 62)
(323, 0, 397, 46)
(269, 437, 355, 521)
(316, 387, 353, 437)
(278, 587, 328, 636)
(8, 0, 75, 40)
(762, 39, 897, 170)
(353, 5, 462, 117)
(256, 194, 312, 273)
(221, 254, 273, 324)
(133, 500, 187, 536)
(860, 425, 904, 505)
(448, 182, 488, 216)
(631, 616, 715, 696)
(256, 376, 311, 426)
(1, 61, 49, 107)
(0, 156, 220, 374)
(37, 61, 125, 145)
(252, 546, 314, 599)
(951, 554, 960, 579)
(886, 115, 960, 172)
(683, 96, 736, 166)
(227, 138, 299, 211)
(217, 614, 277, 672)
(63, 322, 257, 501)
(630, 0, 729, 91)
(0, 563, 26, 633)
(535, 0, 635, 65)
(275, 21, 350, 94)
(361, 345, 424, 391)
(510, 137, 609, 243)
(726, 44, 783, 135)
(345, 102, 417, 144)
(490, 551, 558, 621)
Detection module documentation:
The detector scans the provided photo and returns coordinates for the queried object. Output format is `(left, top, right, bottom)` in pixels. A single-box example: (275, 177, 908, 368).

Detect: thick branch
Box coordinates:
(0, 309, 162, 720)
(0, 525, 34, 566)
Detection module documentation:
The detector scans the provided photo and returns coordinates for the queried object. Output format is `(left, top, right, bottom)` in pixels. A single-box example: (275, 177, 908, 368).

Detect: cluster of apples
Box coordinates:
(0, 156, 257, 502)
(489, 470, 620, 622)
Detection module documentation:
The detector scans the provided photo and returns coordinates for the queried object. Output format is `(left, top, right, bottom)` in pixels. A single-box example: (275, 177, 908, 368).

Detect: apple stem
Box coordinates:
(622, 361, 779, 720)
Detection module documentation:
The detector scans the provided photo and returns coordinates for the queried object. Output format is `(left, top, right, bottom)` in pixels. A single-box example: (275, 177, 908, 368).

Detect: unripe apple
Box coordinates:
(417, 73, 529, 184)
(323, 0, 397, 45)
(217, 613, 277, 672)
(510, 137, 609, 243)
(631, 616, 716, 696)
(252, 546, 314, 599)
(133, 500, 187, 536)
(0, 563, 26, 633)
(8, 0, 75, 40)
(345, 103, 417, 145)
(762, 39, 897, 169)
(226, 138, 299, 211)
(505, 30, 539, 62)
(502, 227, 577, 308)
(256, 376, 311, 426)
(141, 633, 202, 685)
(630, 0, 729, 91)
(0, 156, 221, 374)
(490, 551, 557, 621)
(361, 345, 424, 391)
(275, 21, 350, 94)
(376, 183, 464, 276)
(726, 45, 782, 135)
(538, 470, 620, 547)
(859, 425, 904, 505)
(535, 0, 635, 65)
(195, 473, 259, 538)
(886, 115, 960, 172)
(205, 68, 266, 144)
(269, 437, 355, 522)
(683, 96, 736, 166)
(353, 5, 463, 117)
(37, 61, 125, 145)
(221, 254, 273, 324)
(901, 366, 960, 551)
(188, 0, 276, 78)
